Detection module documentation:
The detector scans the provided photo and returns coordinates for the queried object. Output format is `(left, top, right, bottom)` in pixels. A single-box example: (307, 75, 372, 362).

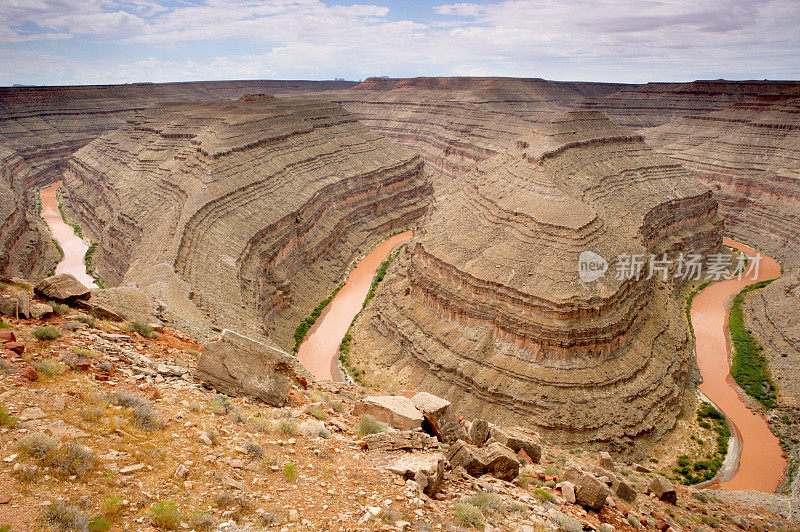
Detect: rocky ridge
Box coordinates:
(0, 278, 795, 531)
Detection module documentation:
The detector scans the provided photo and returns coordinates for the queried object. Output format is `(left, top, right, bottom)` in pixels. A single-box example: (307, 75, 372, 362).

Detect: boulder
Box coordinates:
(410, 391, 466, 443)
(445, 439, 488, 477)
(5, 342, 24, 355)
(363, 430, 439, 452)
(490, 426, 541, 463)
(469, 419, 490, 446)
(386, 453, 446, 497)
(599, 451, 615, 471)
(197, 329, 296, 407)
(29, 303, 53, 320)
(565, 467, 611, 510)
(353, 396, 423, 431)
(613, 478, 638, 503)
(558, 481, 576, 503)
(649, 475, 677, 504)
(34, 274, 90, 302)
(0, 291, 29, 318)
(484, 442, 520, 481)
(0, 330, 15, 342)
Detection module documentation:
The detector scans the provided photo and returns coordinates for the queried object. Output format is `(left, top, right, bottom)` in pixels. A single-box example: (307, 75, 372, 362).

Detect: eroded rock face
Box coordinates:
(197, 329, 297, 406)
(61, 97, 432, 343)
(349, 111, 723, 456)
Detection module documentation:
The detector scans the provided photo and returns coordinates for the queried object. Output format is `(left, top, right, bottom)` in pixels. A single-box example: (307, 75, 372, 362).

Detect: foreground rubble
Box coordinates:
(0, 279, 796, 531)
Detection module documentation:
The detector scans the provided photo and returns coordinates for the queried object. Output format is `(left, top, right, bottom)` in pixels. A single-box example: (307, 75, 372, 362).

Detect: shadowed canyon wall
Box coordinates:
(60, 97, 432, 344)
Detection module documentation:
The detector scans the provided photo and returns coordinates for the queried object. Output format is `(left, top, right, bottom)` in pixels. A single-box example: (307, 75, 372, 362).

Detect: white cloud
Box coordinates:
(0, 0, 798, 85)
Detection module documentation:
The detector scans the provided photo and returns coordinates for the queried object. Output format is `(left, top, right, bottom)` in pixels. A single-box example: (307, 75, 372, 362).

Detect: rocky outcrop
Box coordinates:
(60, 97, 432, 343)
(197, 329, 297, 407)
(348, 111, 723, 456)
(34, 273, 90, 302)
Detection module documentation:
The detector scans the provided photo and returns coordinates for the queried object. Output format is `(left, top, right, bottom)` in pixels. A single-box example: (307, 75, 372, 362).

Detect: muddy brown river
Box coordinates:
(297, 231, 412, 381)
(691, 237, 784, 491)
(39, 181, 98, 289)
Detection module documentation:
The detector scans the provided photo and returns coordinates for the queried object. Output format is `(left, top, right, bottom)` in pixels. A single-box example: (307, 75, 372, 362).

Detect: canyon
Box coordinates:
(2, 77, 800, 494)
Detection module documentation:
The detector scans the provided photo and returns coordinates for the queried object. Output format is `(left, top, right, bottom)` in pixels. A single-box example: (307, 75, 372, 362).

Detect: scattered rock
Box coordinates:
(558, 481, 576, 503)
(18, 406, 46, 421)
(197, 329, 296, 407)
(34, 273, 90, 302)
(445, 439, 488, 477)
(120, 463, 145, 475)
(489, 426, 541, 463)
(0, 330, 15, 342)
(386, 453, 446, 497)
(484, 442, 520, 481)
(613, 478, 638, 503)
(650, 475, 677, 504)
(18, 365, 38, 381)
(362, 430, 438, 451)
(29, 303, 53, 319)
(410, 391, 466, 443)
(565, 467, 611, 510)
(469, 418, 490, 446)
(5, 342, 24, 355)
(353, 396, 423, 431)
(599, 451, 615, 471)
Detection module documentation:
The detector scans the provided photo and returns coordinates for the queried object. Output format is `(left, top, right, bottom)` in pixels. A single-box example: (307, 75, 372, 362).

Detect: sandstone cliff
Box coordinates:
(348, 111, 723, 456)
(60, 97, 432, 345)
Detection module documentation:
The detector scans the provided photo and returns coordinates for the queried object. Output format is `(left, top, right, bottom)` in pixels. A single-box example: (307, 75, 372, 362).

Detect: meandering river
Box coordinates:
(297, 231, 412, 381)
(39, 181, 98, 289)
(691, 237, 784, 491)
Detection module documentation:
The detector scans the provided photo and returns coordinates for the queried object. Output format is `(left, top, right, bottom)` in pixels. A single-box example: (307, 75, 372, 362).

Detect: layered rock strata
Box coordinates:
(0, 80, 357, 279)
(348, 111, 723, 456)
(61, 97, 432, 344)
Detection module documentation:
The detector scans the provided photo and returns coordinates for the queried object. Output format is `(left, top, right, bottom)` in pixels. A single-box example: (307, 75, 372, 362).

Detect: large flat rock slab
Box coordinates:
(34, 273, 90, 302)
(197, 329, 296, 407)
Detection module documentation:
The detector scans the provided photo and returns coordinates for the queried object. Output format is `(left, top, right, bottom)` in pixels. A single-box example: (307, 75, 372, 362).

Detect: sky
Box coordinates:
(1, 0, 798, 86)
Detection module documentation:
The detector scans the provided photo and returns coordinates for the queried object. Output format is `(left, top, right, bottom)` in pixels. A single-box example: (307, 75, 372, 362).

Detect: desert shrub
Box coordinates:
(305, 404, 328, 421)
(230, 409, 247, 424)
(329, 400, 346, 413)
(150, 501, 181, 529)
(552, 511, 584, 532)
(188, 510, 214, 530)
(109, 390, 165, 430)
(355, 414, 386, 436)
(463, 491, 503, 512)
(101, 496, 123, 516)
(128, 320, 155, 338)
(0, 403, 17, 427)
(44, 501, 88, 531)
(12, 463, 38, 482)
(35, 357, 64, 376)
(283, 462, 297, 481)
(248, 416, 273, 433)
(209, 394, 232, 415)
(74, 314, 96, 327)
(279, 419, 298, 436)
(50, 302, 70, 316)
(17, 432, 57, 460)
(32, 325, 61, 341)
(532, 488, 552, 502)
(244, 441, 264, 459)
(47, 441, 97, 477)
(88, 516, 111, 532)
(299, 420, 330, 439)
(0, 320, 9, 329)
(453, 503, 483, 528)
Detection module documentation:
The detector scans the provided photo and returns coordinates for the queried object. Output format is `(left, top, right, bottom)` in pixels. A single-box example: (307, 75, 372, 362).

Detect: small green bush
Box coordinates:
(150, 501, 181, 530)
(305, 404, 328, 421)
(355, 415, 386, 436)
(283, 462, 298, 481)
(209, 394, 232, 415)
(32, 325, 61, 341)
(0, 403, 17, 427)
(88, 516, 111, 532)
(109, 391, 165, 430)
(101, 496, 123, 516)
(188, 510, 213, 530)
(463, 491, 503, 512)
(329, 400, 346, 413)
(279, 420, 298, 436)
(453, 503, 483, 528)
(244, 441, 264, 459)
(47, 441, 97, 477)
(0, 320, 10, 329)
(35, 358, 64, 376)
(75, 315, 96, 327)
(50, 302, 70, 316)
(128, 320, 155, 338)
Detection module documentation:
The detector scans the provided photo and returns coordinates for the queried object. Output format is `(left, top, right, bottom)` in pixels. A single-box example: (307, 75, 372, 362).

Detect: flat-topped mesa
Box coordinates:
(61, 97, 433, 344)
(348, 111, 723, 456)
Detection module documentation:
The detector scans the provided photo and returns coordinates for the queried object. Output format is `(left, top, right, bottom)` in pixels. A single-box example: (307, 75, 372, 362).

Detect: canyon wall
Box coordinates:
(0, 80, 357, 279)
(348, 111, 723, 456)
(61, 96, 432, 344)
